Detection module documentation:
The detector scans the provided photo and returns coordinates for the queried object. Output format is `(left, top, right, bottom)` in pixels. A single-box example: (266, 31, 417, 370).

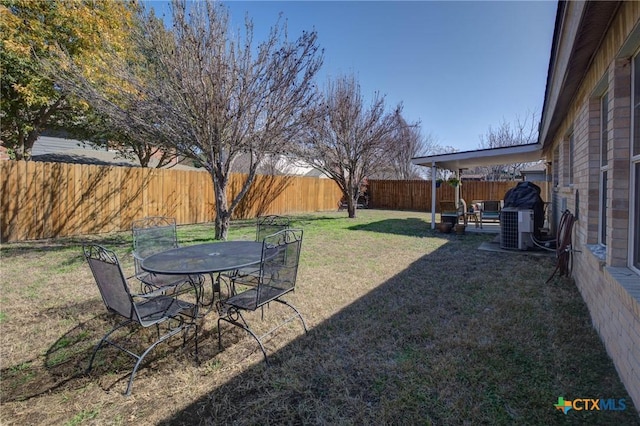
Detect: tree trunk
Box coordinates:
(347, 200, 357, 218)
(215, 212, 230, 240)
(213, 175, 230, 240)
(346, 190, 358, 218)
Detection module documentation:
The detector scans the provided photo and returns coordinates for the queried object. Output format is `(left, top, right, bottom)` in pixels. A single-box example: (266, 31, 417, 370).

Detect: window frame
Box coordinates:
(599, 91, 609, 247)
(569, 133, 575, 186)
(630, 53, 640, 273)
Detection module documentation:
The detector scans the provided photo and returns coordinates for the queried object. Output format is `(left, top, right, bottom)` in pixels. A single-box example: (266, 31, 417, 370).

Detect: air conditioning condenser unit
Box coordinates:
(500, 208, 534, 250)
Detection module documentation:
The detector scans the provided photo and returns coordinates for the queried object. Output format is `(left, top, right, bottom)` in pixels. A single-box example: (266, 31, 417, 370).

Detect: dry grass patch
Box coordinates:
(1, 210, 637, 424)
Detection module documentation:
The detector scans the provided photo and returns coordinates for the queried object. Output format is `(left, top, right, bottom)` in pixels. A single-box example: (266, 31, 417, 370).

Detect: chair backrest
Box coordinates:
(255, 229, 303, 307)
(256, 215, 290, 242)
(483, 200, 501, 213)
(83, 244, 137, 321)
(132, 216, 179, 258)
(439, 201, 458, 214)
(132, 217, 179, 277)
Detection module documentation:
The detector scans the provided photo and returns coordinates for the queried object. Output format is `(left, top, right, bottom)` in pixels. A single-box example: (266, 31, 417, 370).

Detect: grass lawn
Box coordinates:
(1, 209, 637, 425)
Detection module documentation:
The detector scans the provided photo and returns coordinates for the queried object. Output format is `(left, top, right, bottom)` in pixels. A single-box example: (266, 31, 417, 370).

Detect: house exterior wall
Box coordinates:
(546, 1, 640, 410)
(521, 170, 546, 182)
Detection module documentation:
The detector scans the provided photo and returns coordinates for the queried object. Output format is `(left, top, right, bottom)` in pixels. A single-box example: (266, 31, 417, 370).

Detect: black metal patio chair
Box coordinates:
(481, 200, 502, 224)
(223, 215, 292, 289)
(256, 215, 291, 242)
(83, 244, 198, 396)
(217, 229, 307, 363)
(132, 216, 199, 295)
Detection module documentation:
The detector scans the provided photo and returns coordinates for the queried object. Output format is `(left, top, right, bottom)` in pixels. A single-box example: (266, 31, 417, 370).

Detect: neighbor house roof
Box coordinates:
(31, 136, 202, 171)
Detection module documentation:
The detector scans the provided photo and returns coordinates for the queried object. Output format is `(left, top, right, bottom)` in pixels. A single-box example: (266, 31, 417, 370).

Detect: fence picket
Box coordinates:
(367, 179, 547, 212)
(0, 161, 344, 241)
(0, 161, 548, 242)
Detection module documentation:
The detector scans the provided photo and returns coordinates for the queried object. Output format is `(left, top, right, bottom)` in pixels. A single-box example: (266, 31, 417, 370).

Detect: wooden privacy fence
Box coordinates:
(1, 161, 343, 242)
(1, 161, 549, 242)
(368, 179, 548, 212)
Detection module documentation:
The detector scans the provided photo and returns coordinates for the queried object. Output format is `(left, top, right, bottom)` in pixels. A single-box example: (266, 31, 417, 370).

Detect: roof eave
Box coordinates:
(411, 143, 543, 171)
(538, 1, 622, 153)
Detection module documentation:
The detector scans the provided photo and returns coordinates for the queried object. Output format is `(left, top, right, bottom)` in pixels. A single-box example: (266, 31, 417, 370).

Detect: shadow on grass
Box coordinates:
(1, 299, 201, 402)
(153, 240, 636, 424)
(1, 304, 104, 402)
(3, 215, 636, 423)
(348, 218, 432, 237)
(0, 234, 132, 258)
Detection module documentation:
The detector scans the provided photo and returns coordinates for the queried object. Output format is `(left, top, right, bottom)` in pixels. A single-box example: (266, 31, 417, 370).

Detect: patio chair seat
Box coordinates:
(83, 244, 198, 396)
(223, 285, 291, 311)
(218, 229, 306, 363)
(135, 270, 192, 290)
(135, 295, 196, 326)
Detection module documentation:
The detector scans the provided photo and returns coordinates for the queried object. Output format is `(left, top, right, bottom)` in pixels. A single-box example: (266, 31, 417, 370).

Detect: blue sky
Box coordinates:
(147, 1, 557, 153)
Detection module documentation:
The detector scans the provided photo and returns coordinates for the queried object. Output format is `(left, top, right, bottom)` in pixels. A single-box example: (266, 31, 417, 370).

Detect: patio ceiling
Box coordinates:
(410, 143, 544, 172)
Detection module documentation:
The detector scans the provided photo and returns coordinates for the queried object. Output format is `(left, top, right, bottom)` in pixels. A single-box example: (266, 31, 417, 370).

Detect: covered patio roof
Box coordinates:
(410, 142, 544, 171)
(410, 142, 545, 230)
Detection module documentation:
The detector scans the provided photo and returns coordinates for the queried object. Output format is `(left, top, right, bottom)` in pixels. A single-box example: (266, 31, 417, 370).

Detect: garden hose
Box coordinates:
(546, 209, 575, 283)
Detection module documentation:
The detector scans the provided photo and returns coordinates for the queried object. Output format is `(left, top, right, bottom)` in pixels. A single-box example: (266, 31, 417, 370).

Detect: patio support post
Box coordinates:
(455, 169, 460, 206)
(431, 162, 437, 229)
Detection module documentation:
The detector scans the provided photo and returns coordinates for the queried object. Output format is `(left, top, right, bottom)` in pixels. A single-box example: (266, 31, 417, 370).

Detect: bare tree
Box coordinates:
(384, 113, 437, 180)
(427, 144, 459, 180)
(478, 112, 538, 180)
(51, 0, 322, 239)
(295, 75, 404, 218)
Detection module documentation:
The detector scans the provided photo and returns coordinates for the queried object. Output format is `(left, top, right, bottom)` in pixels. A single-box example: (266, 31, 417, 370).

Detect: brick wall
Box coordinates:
(574, 254, 640, 408)
(548, 1, 640, 412)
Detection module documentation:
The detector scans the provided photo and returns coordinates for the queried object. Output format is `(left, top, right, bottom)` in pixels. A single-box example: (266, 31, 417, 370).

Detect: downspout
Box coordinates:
(431, 162, 437, 229)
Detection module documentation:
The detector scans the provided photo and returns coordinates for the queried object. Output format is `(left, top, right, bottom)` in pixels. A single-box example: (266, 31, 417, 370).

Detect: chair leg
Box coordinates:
(218, 310, 269, 363)
(182, 316, 199, 363)
(87, 317, 193, 396)
(123, 320, 191, 396)
(86, 319, 133, 373)
(217, 300, 307, 364)
(274, 299, 308, 333)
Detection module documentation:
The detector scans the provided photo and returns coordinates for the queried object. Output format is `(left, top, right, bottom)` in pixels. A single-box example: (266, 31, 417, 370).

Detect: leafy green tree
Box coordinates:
(0, 0, 135, 160)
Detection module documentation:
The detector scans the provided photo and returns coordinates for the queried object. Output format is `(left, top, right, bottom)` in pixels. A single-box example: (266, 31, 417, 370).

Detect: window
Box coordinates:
(600, 92, 609, 246)
(631, 54, 640, 271)
(553, 146, 559, 187)
(634, 163, 640, 270)
(562, 133, 573, 187)
(569, 133, 575, 185)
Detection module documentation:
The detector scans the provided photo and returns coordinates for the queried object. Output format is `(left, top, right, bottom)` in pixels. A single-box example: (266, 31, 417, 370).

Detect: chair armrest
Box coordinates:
(132, 287, 169, 299)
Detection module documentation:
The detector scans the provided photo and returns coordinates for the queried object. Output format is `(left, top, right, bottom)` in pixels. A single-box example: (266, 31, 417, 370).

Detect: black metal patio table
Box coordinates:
(140, 241, 268, 314)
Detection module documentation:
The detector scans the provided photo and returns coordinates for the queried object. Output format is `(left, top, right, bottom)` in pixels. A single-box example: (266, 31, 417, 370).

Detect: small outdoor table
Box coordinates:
(141, 241, 267, 314)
